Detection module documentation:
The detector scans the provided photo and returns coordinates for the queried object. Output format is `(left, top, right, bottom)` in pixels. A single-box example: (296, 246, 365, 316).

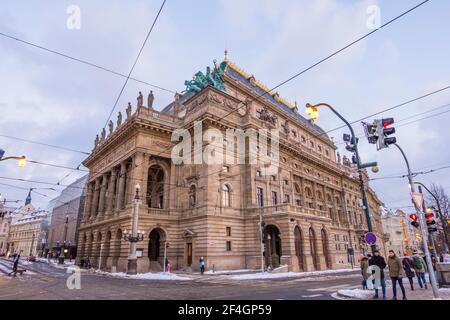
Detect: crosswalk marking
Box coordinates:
(307, 284, 360, 292)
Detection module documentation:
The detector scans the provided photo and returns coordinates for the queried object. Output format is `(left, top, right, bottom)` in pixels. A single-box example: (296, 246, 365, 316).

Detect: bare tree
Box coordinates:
(426, 183, 450, 218)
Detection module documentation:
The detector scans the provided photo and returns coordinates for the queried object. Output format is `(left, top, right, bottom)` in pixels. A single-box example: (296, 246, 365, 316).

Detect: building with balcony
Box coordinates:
(76, 53, 385, 273)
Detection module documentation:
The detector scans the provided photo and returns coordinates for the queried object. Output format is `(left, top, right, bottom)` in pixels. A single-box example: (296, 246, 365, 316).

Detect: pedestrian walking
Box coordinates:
(412, 250, 428, 289)
(402, 253, 415, 291)
(369, 250, 387, 299)
(9, 252, 20, 277)
(166, 259, 171, 273)
(360, 254, 370, 290)
(388, 250, 407, 300)
(199, 256, 205, 275)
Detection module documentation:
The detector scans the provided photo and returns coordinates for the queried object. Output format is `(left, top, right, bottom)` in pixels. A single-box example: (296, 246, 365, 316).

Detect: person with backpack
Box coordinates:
(387, 250, 407, 300)
(412, 250, 428, 289)
(369, 250, 387, 299)
(402, 253, 416, 291)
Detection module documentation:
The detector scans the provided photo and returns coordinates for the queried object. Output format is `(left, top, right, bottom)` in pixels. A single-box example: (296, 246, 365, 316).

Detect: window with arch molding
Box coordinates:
(189, 185, 196, 207)
(222, 184, 231, 207)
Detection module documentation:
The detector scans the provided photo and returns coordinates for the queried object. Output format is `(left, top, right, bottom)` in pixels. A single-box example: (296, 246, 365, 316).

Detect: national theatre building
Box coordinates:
(76, 52, 386, 273)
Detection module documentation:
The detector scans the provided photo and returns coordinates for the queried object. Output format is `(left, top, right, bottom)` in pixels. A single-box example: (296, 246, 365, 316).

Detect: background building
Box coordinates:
(7, 191, 49, 256)
(47, 175, 87, 258)
(76, 55, 386, 273)
(0, 204, 15, 255)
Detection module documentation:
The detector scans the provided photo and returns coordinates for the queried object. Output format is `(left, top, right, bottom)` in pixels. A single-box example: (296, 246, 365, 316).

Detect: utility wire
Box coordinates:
(0, 32, 175, 94)
(102, 0, 167, 130)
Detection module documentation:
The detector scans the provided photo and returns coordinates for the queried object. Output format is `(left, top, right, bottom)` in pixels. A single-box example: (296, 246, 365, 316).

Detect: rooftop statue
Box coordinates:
(148, 91, 154, 109)
(184, 60, 228, 93)
(117, 111, 122, 127)
(108, 120, 114, 134)
(137, 91, 143, 108)
(94, 134, 99, 148)
(126, 102, 132, 118)
(101, 128, 106, 141)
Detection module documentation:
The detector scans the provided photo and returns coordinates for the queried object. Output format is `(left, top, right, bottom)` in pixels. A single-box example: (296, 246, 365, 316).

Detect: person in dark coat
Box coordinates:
(369, 250, 387, 299)
(9, 253, 21, 277)
(402, 253, 415, 290)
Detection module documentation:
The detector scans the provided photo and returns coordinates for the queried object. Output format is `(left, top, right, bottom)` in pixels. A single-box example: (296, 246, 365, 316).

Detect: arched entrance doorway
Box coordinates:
(101, 231, 111, 269)
(148, 228, 166, 262)
(264, 225, 282, 268)
(309, 227, 318, 270)
(147, 165, 165, 208)
(321, 229, 332, 269)
(294, 226, 304, 271)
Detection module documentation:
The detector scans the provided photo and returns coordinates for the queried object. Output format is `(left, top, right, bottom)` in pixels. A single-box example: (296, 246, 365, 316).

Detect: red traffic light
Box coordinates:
(382, 118, 394, 128)
(425, 212, 434, 220)
(409, 213, 418, 221)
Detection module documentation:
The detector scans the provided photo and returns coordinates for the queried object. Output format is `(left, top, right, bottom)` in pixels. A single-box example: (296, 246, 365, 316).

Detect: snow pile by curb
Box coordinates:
(230, 268, 356, 280)
(337, 289, 372, 300)
(203, 269, 254, 275)
(98, 271, 193, 281)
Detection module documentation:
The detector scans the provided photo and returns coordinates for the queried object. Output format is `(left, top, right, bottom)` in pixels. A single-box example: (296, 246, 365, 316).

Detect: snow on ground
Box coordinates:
(97, 271, 193, 281)
(203, 269, 254, 275)
(337, 289, 372, 300)
(229, 268, 356, 280)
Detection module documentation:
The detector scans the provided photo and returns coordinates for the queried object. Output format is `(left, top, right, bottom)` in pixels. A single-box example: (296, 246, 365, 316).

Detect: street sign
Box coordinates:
(364, 232, 377, 245)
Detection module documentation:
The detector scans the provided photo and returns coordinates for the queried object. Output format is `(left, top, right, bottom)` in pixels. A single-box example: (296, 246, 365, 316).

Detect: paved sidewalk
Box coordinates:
(337, 280, 450, 300)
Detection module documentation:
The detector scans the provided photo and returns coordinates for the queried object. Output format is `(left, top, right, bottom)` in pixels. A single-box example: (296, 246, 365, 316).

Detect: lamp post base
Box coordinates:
(127, 259, 137, 275)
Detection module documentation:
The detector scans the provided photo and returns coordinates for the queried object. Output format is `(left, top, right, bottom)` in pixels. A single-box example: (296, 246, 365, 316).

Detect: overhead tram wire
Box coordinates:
(0, 32, 175, 94)
(55, 0, 167, 187)
(0, 134, 90, 155)
(118, 0, 433, 179)
(102, 0, 167, 130)
(5, 0, 431, 197)
(16, 93, 450, 190)
(334, 101, 450, 145)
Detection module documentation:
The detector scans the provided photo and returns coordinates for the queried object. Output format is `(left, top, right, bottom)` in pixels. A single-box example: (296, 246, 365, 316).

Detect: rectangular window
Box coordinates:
(226, 227, 231, 237)
(256, 170, 262, 177)
(222, 165, 229, 173)
(271, 191, 278, 206)
(284, 194, 290, 203)
(256, 187, 264, 207)
(295, 199, 301, 206)
(226, 241, 232, 251)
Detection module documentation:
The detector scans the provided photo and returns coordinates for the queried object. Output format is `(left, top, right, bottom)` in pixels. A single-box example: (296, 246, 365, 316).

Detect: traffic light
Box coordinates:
(376, 118, 397, 150)
(425, 209, 438, 233)
(409, 213, 419, 228)
(361, 121, 378, 144)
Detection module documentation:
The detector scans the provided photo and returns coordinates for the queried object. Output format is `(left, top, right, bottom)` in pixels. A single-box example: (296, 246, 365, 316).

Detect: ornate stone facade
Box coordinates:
(76, 57, 385, 273)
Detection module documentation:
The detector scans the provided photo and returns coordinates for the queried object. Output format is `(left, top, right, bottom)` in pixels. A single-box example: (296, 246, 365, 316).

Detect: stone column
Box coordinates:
(98, 173, 108, 217)
(90, 178, 101, 218)
(84, 182, 94, 219)
(116, 162, 126, 211)
(107, 169, 117, 214)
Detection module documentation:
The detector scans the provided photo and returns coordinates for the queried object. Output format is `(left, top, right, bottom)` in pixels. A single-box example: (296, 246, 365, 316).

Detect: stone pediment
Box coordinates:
(183, 229, 197, 238)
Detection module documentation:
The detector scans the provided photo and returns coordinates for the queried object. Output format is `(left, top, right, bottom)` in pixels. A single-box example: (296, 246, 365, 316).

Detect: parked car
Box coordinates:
(26, 255, 36, 262)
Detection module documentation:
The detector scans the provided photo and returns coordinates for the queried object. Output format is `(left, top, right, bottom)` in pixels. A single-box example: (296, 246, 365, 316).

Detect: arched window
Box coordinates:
(305, 187, 312, 198)
(316, 190, 323, 200)
(321, 229, 332, 268)
(309, 228, 318, 270)
(222, 184, 231, 207)
(189, 185, 196, 207)
(294, 183, 301, 194)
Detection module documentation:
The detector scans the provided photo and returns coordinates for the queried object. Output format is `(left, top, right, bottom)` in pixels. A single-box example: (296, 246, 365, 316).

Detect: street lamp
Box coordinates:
(0, 149, 26, 167)
(305, 103, 378, 253)
(125, 184, 143, 275)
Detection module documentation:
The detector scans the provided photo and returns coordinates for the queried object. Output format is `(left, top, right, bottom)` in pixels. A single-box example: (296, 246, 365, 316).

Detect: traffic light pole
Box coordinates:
(393, 143, 440, 299)
(415, 181, 449, 253)
(309, 103, 376, 253)
(419, 186, 438, 257)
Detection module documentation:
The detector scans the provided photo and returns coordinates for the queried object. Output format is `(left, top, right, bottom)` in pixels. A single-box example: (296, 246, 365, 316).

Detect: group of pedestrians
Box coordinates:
(360, 249, 429, 300)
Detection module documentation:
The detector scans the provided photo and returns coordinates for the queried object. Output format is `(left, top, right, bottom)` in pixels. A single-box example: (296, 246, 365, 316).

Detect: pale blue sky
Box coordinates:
(1, 0, 449, 211)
